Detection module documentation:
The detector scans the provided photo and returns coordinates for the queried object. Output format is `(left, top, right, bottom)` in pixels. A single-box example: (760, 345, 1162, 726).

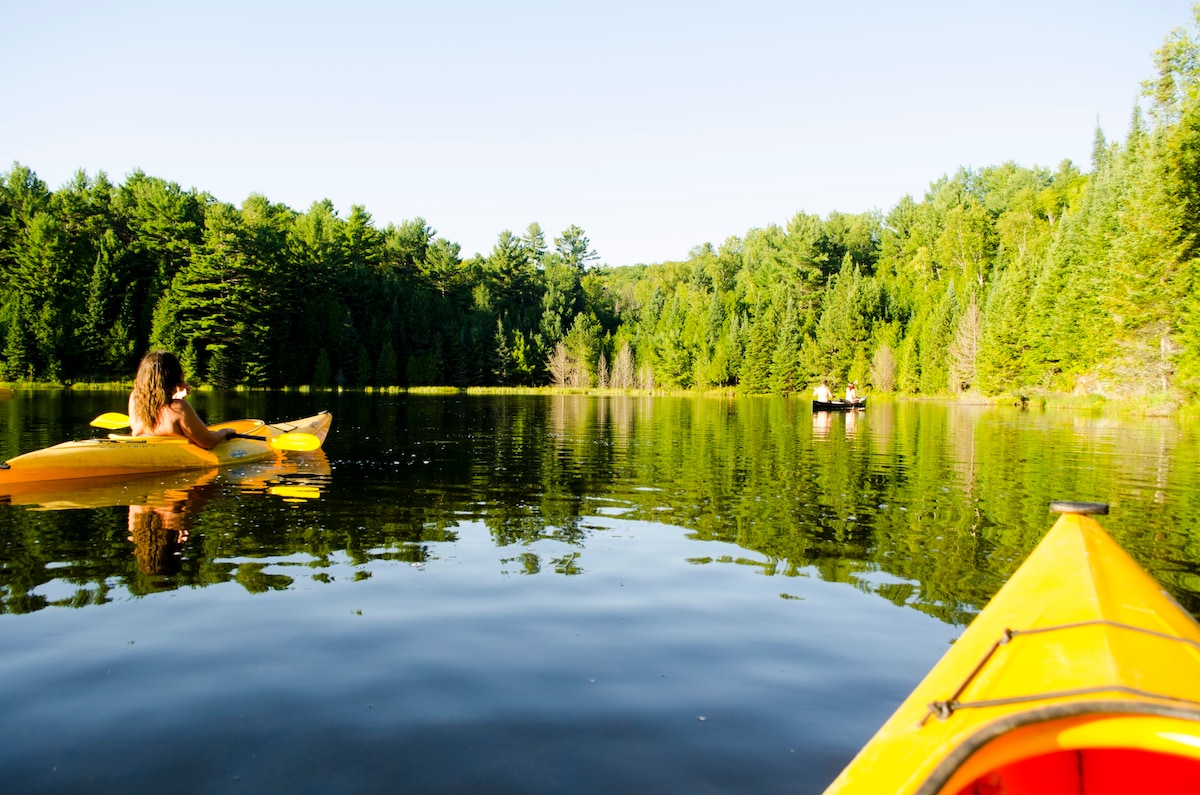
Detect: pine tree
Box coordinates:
(1165, 68, 1200, 394)
(9, 210, 79, 380)
(375, 339, 398, 387)
(651, 293, 693, 388)
(897, 322, 922, 393)
(1104, 126, 1183, 394)
(564, 313, 602, 387)
(770, 296, 805, 395)
(353, 343, 374, 387)
(740, 303, 777, 394)
(312, 348, 332, 389)
(813, 256, 878, 382)
(918, 284, 957, 393)
(166, 199, 291, 385)
(976, 266, 1030, 394)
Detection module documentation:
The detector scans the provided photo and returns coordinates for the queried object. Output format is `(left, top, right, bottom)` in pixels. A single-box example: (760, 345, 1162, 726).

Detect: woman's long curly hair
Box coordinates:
(131, 351, 184, 431)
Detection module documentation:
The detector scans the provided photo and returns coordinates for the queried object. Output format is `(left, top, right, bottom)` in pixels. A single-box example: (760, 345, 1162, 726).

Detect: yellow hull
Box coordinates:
(1, 450, 332, 510)
(823, 508, 1200, 795)
(0, 412, 332, 487)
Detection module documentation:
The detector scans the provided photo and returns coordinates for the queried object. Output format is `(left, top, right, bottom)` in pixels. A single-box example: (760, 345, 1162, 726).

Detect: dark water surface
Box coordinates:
(2, 390, 1198, 793)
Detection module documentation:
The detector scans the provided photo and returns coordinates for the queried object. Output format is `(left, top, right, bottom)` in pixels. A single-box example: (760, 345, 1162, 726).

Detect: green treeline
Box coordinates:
(4, 15, 1200, 400)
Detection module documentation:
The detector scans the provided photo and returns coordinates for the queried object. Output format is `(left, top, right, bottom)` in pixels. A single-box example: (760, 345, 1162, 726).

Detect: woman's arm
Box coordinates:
(169, 400, 236, 449)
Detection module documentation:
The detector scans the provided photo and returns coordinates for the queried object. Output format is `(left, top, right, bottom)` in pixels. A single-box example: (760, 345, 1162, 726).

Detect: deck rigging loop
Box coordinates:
(921, 619, 1200, 725)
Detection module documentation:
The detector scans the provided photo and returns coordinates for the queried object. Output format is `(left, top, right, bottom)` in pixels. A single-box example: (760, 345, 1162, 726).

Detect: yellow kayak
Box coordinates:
(823, 502, 1200, 795)
(1, 450, 332, 509)
(0, 411, 332, 487)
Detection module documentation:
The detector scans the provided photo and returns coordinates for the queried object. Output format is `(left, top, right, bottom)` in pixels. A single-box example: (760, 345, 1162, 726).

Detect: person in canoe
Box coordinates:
(813, 379, 834, 402)
(845, 381, 859, 401)
(129, 351, 236, 449)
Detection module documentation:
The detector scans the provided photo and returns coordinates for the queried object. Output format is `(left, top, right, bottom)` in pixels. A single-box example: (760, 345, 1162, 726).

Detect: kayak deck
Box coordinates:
(0, 411, 332, 486)
(823, 508, 1200, 795)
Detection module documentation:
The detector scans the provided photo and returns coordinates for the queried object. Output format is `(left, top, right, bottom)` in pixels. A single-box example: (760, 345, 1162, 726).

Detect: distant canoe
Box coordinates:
(812, 398, 866, 412)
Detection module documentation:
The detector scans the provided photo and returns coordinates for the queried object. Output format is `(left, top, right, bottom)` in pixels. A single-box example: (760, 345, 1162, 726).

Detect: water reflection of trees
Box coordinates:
(3, 395, 1199, 620)
(451, 396, 1200, 623)
(0, 453, 333, 612)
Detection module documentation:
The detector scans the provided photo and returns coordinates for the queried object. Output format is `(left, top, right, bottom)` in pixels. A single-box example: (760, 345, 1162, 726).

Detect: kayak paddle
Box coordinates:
(89, 413, 323, 451)
(91, 412, 135, 430)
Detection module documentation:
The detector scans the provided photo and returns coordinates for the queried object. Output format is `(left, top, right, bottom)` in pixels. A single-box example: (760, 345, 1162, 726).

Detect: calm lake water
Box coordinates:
(2, 390, 1199, 794)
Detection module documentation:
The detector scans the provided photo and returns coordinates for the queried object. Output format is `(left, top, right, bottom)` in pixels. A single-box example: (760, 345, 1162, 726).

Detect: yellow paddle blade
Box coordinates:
(268, 432, 324, 452)
(91, 412, 132, 430)
(268, 485, 322, 501)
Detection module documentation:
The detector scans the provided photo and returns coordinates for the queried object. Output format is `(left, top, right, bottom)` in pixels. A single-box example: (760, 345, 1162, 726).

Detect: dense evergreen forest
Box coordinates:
(4, 15, 1200, 403)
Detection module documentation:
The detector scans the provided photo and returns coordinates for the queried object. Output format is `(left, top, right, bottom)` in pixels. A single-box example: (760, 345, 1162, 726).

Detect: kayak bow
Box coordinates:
(823, 503, 1200, 795)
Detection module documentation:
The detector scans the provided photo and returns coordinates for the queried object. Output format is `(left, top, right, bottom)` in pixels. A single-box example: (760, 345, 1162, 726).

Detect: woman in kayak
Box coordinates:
(128, 351, 236, 449)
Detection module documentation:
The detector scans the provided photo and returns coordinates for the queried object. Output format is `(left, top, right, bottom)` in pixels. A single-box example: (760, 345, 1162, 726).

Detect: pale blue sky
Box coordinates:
(3, 1, 1193, 265)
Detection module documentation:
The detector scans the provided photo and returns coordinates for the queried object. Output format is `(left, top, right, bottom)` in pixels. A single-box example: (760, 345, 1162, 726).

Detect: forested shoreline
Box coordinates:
(4, 15, 1200, 407)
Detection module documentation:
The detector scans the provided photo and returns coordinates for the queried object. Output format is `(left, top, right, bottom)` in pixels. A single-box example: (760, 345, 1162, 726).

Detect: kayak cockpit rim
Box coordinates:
(913, 701, 1200, 795)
